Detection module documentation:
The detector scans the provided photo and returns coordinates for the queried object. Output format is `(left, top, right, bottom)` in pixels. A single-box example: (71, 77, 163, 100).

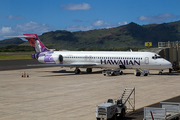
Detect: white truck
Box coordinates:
(95, 88, 135, 120)
(143, 102, 180, 120)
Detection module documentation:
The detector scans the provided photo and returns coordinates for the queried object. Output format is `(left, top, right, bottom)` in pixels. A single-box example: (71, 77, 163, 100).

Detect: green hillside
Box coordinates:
(1, 20, 180, 50)
(0, 38, 25, 47)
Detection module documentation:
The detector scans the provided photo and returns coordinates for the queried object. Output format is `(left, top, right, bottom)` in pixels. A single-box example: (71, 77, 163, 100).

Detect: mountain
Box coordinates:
(1, 20, 180, 50)
(0, 38, 25, 47)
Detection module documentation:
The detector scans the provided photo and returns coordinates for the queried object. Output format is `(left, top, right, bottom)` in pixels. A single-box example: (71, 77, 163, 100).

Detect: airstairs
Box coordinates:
(119, 87, 135, 112)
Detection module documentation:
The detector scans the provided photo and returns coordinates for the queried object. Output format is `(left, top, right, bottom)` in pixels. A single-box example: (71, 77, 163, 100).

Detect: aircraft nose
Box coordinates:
(165, 60, 172, 68)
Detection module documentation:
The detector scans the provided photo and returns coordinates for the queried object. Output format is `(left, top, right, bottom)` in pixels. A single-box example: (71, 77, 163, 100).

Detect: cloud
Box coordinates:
(60, 3, 91, 10)
(66, 25, 93, 31)
(92, 19, 127, 28)
(6, 15, 25, 19)
(0, 21, 55, 40)
(92, 19, 104, 26)
(14, 21, 54, 33)
(138, 13, 179, 22)
(119, 21, 128, 26)
(66, 19, 128, 31)
(0, 27, 14, 35)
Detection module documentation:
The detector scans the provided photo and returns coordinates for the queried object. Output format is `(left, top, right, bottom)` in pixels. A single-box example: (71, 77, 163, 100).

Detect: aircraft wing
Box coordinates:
(27, 63, 97, 68)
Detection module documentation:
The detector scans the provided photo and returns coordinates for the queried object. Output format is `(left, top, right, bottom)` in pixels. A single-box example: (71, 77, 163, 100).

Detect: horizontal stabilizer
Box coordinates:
(4, 35, 36, 39)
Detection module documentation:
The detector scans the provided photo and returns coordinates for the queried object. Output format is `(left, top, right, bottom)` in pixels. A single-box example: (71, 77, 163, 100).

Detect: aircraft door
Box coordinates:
(145, 57, 149, 64)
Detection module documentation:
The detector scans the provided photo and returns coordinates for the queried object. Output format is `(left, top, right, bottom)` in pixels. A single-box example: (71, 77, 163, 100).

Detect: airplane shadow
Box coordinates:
(41, 70, 103, 77)
(52, 70, 102, 74)
(149, 73, 180, 76)
(40, 69, 170, 77)
(121, 117, 137, 120)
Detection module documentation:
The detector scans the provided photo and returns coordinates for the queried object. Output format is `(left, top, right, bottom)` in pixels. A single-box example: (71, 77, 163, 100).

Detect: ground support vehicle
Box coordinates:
(95, 88, 135, 120)
(102, 69, 123, 76)
(134, 69, 149, 76)
(143, 102, 180, 120)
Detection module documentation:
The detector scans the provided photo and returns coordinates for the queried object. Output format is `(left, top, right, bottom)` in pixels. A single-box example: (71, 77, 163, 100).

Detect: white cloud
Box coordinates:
(14, 21, 53, 33)
(60, 3, 91, 10)
(92, 19, 127, 28)
(119, 21, 128, 26)
(92, 19, 104, 26)
(66, 19, 128, 31)
(0, 27, 14, 37)
(66, 25, 93, 31)
(6, 15, 25, 19)
(138, 13, 179, 22)
(0, 21, 55, 40)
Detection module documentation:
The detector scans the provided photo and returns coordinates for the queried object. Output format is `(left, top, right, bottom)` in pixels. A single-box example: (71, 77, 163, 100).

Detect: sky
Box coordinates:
(0, 0, 180, 40)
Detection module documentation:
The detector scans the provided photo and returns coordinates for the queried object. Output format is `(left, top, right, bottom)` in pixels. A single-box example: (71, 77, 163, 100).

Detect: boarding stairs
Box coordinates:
(119, 87, 135, 112)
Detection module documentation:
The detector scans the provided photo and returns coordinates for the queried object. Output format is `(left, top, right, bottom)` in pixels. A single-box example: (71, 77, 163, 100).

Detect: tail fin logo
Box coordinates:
(23, 33, 49, 53)
(35, 40, 41, 53)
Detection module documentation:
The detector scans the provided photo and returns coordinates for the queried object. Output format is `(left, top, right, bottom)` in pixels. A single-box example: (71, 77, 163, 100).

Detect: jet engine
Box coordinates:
(38, 54, 63, 64)
(58, 55, 63, 64)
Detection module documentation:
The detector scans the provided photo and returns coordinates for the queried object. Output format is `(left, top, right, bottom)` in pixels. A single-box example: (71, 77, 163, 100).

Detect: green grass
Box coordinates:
(0, 52, 34, 60)
(0, 52, 34, 55)
(0, 55, 32, 60)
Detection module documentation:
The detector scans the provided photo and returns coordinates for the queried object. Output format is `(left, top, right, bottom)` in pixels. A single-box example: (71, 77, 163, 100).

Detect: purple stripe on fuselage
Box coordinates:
(100, 59, 140, 65)
(44, 55, 55, 63)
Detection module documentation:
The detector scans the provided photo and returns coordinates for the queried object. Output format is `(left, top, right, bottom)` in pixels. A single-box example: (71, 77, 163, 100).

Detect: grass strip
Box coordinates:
(0, 55, 32, 60)
(0, 52, 34, 55)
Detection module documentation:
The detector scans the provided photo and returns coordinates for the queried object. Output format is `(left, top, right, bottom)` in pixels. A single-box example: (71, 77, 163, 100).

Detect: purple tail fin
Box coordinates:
(23, 33, 49, 53)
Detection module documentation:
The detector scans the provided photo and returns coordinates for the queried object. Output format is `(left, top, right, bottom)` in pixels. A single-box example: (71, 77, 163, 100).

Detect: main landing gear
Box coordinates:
(134, 69, 149, 76)
(86, 68, 92, 73)
(74, 68, 81, 74)
(74, 68, 92, 74)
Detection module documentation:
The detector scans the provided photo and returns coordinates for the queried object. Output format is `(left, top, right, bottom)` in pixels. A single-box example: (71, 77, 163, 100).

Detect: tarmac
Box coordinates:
(0, 60, 180, 120)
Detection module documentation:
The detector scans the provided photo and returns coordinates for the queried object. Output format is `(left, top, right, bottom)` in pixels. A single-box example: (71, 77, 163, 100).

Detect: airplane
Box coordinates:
(5, 33, 172, 76)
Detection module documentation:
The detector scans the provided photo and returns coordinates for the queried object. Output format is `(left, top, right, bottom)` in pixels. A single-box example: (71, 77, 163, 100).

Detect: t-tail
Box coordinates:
(23, 34, 49, 53)
(5, 33, 50, 59)
(23, 34, 50, 59)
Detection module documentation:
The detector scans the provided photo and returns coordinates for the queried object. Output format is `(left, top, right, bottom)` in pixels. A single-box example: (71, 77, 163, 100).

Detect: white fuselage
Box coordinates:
(38, 51, 172, 70)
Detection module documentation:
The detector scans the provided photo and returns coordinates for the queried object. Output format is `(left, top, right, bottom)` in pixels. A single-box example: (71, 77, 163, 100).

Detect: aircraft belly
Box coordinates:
(101, 64, 119, 69)
(139, 65, 165, 70)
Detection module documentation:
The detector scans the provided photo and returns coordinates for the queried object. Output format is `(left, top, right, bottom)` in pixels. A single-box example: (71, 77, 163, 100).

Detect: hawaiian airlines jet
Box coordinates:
(5, 33, 172, 76)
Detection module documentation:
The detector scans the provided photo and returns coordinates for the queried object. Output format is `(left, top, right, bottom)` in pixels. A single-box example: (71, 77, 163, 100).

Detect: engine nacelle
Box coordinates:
(59, 54, 63, 63)
(38, 54, 63, 64)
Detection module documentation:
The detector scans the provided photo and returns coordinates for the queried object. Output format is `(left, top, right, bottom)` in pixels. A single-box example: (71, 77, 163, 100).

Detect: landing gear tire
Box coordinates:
(120, 71, 123, 75)
(144, 73, 148, 76)
(111, 72, 115, 76)
(86, 68, 92, 73)
(75, 68, 81, 74)
(169, 68, 172, 73)
(135, 71, 141, 76)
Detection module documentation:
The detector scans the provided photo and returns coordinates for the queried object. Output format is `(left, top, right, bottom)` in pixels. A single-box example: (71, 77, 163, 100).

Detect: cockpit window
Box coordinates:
(152, 55, 162, 59)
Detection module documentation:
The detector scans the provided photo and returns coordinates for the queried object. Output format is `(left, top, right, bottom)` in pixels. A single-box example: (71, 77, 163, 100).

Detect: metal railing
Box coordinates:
(158, 41, 180, 47)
